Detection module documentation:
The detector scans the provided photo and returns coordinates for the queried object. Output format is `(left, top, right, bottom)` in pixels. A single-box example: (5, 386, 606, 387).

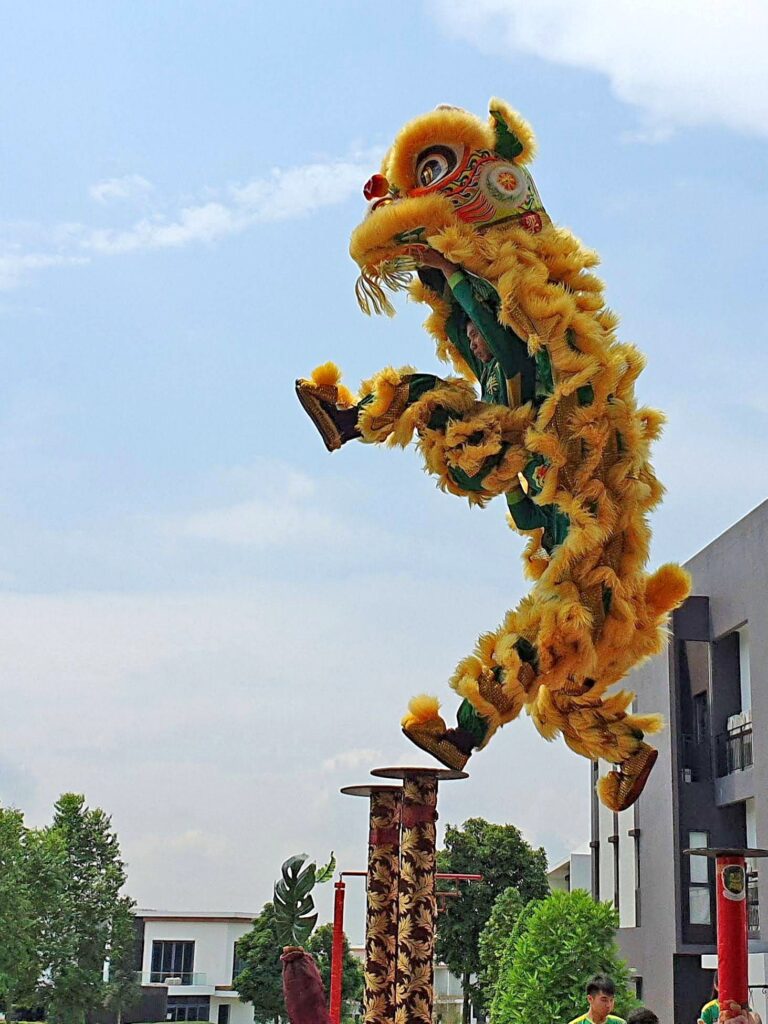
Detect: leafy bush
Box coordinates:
(491, 890, 637, 1024)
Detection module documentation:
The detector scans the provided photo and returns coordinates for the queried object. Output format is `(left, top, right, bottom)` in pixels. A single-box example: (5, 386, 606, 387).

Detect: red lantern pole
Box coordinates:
(329, 879, 346, 1024)
(685, 846, 768, 1020)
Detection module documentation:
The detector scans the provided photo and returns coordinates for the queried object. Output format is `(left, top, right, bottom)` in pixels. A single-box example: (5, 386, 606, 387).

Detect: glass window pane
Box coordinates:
(689, 885, 711, 924)
(690, 855, 709, 884)
(689, 831, 708, 848)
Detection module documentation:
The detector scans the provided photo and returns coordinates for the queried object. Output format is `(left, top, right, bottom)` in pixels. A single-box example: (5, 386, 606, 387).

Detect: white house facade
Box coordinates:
(135, 910, 256, 1024)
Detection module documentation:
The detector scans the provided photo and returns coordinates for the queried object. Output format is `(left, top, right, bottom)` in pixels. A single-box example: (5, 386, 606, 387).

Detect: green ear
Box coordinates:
(490, 107, 524, 161)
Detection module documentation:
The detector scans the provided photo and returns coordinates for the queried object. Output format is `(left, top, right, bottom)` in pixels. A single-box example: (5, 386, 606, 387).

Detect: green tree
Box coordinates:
(103, 899, 141, 1024)
(436, 818, 549, 1023)
(306, 923, 363, 1020)
(491, 889, 637, 1024)
(476, 886, 525, 1006)
(38, 794, 135, 1024)
(0, 806, 39, 1012)
(235, 903, 284, 1024)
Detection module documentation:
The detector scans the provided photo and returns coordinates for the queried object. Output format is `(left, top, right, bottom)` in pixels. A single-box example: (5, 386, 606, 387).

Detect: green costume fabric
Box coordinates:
(699, 1000, 720, 1024)
(360, 269, 573, 752)
(442, 269, 569, 551)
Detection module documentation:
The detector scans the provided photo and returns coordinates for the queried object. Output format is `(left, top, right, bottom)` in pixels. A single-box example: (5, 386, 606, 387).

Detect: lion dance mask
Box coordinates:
(296, 100, 691, 811)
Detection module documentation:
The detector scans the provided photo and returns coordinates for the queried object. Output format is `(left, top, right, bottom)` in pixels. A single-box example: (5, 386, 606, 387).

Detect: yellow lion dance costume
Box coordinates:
(297, 100, 691, 811)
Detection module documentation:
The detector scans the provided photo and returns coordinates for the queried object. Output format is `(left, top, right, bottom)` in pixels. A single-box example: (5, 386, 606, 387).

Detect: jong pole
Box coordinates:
(341, 784, 403, 1024)
(685, 846, 768, 1018)
(372, 766, 467, 1024)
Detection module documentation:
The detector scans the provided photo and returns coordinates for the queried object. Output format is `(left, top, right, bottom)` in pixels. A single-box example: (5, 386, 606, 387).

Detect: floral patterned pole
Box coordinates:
(372, 766, 466, 1024)
(341, 784, 403, 1024)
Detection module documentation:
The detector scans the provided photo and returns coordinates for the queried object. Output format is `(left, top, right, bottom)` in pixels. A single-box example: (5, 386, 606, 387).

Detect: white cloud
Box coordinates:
(180, 496, 337, 548)
(89, 174, 154, 205)
(429, 0, 768, 139)
(1, 152, 379, 287)
(80, 156, 375, 256)
(0, 251, 89, 291)
(0, 578, 587, 917)
(84, 201, 245, 255)
(171, 460, 340, 548)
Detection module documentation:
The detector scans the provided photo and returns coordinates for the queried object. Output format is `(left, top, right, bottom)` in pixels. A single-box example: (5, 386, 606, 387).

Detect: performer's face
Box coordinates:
(588, 991, 616, 1022)
(467, 321, 492, 363)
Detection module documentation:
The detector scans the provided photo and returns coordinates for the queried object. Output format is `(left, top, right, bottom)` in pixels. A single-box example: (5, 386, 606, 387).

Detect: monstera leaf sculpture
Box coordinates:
(274, 852, 335, 1024)
(273, 851, 335, 947)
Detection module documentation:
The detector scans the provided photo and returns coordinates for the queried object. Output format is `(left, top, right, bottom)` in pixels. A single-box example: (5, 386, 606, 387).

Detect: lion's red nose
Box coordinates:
(363, 173, 390, 201)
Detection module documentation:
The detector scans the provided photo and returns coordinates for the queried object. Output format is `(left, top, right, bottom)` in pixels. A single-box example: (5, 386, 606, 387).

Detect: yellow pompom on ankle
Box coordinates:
(311, 362, 344, 388)
(402, 694, 444, 730)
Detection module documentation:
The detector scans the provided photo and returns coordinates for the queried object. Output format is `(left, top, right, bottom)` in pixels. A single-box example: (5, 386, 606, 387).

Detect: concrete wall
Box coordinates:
(608, 647, 678, 1024)
(595, 500, 768, 1024)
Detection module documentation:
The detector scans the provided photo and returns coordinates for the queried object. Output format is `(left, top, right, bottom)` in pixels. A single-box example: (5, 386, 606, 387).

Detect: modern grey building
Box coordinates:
(590, 499, 768, 1024)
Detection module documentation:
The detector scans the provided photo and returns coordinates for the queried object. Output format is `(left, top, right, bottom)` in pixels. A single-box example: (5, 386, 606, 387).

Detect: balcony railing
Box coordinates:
(137, 972, 208, 986)
(715, 724, 753, 777)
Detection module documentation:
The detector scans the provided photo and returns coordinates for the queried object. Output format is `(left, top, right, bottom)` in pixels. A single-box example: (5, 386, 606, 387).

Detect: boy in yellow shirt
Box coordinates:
(568, 975, 626, 1024)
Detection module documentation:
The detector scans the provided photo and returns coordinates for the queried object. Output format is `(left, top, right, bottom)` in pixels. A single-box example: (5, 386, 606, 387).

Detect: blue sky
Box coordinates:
(1, 1, 767, 932)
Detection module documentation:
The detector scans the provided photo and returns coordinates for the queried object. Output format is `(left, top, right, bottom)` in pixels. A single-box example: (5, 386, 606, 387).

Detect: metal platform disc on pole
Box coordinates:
(683, 847, 768, 859)
(340, 784, 402, 797)
(370, 765, 468, 781)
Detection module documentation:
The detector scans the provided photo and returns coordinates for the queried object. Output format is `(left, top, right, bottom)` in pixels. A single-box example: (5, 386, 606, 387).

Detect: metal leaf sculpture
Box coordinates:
(273, 852, 335, 948)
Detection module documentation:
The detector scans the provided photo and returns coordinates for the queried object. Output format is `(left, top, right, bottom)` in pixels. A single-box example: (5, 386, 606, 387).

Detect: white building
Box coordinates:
(547, 842, 592, 893)
(135, 910, 256, 1024)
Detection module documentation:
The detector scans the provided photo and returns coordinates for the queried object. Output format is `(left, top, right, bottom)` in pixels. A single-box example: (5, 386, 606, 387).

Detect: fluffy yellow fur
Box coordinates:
(310, 362, 357, 408)
(402, 694, 444, 729)
(385, 109, 494, 193)
(311, 361, 343, 388)
(344, 100, 691, 805)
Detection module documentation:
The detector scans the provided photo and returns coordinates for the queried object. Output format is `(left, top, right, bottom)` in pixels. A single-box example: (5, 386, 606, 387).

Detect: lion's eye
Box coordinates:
(415, 146, 459, 188)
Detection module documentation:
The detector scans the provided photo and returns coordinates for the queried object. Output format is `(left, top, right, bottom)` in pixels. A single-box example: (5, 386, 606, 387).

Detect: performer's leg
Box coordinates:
(402, 623, 539, 770)
(296, 363, 533, 503)
(530, 686, 663, 811)
(295, 362, 472, 452)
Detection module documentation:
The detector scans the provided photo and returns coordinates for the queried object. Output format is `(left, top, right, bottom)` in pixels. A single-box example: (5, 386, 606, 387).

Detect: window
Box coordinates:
(166, 996, 210, 1022)
(738, 627, 751, 710)
(688, 831, 711, 925)
(217, 1006, 230, 1024)
(151, 941, 195, 984)
(232, 944, 246, 984)
(694, 691, 709, 743)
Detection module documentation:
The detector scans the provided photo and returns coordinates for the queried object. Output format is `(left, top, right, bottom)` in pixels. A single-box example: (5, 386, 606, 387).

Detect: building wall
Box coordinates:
(138, 915, 255, 1024)
(591, 500, 768, 1024)
(141, 918, 252, 988)
(683, 501, 768, 1024)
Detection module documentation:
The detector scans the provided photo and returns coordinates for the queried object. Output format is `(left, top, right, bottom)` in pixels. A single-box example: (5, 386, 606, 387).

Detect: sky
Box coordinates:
(2, 0, 768, 941)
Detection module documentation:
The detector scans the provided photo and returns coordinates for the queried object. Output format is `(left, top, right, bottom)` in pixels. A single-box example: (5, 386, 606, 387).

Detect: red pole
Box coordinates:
(715, 854, 749, 1017)
(329, 879, 345, 1024)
